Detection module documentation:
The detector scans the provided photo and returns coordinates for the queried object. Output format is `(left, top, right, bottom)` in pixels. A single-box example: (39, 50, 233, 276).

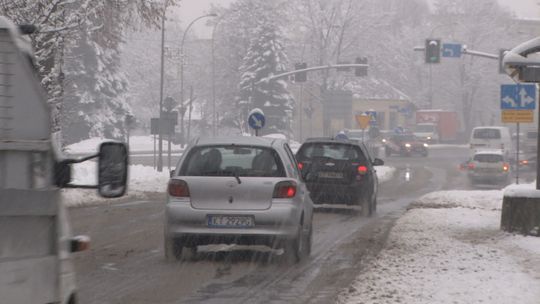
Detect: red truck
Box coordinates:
(415, 110, 459, 142)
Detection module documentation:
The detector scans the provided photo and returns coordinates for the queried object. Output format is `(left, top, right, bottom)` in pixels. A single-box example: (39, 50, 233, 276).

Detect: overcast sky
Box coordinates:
(175, 0, 540, 39)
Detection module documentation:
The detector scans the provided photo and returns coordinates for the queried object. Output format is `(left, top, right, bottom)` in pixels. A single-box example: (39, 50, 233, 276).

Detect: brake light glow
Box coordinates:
(273, 181, 297, 198)
(357, 165, 368, 175)
(297, 162, 304, 170)
(503, 163, 509, 172)
(467, 162, 475, 170)
(168, 179, 190, 197)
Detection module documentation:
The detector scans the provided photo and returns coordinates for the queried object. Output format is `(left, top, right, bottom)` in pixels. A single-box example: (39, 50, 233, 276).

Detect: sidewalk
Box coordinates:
(338, 187, 540, 304)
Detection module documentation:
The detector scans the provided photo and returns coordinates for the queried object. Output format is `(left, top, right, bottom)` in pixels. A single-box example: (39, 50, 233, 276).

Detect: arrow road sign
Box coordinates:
(248, 108, 265, 130)
(442, 43, 462, 58)
(500, 84, 536, 110)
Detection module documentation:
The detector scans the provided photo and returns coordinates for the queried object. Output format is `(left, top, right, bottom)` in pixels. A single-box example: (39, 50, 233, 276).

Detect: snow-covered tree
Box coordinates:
(238, 23, 294, 135)
(1, 0, 173, 143)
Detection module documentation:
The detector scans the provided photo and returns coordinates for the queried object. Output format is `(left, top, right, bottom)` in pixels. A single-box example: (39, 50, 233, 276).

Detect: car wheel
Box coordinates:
(284, 223, 309, 263)
(361, 191, 374, 217)
(164, 237, 183, 261)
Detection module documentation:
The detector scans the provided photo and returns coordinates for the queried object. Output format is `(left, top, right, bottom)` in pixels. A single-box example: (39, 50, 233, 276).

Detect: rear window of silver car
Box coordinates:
(473, 154, 503, 163)
(473, 129, 501, 139)
(180, 145, 285, 177)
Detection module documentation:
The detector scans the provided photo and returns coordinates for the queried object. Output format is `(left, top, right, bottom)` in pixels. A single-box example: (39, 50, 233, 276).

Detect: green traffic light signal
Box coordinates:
(425, 39, 441, 64)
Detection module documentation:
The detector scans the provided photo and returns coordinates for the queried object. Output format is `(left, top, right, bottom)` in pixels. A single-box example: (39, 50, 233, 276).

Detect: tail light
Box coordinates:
(503, 163, 509, 172)
(273, 181, 297, 198)
(357, 165, 368, 175)
(168, 179, 190, 197)
(297, 162, 304, 170)
(521, 160, 529, 165)
(467, 162, 475, 170)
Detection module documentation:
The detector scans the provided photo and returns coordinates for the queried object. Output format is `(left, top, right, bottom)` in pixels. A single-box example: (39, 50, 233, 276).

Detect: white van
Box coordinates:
(470, 126, 513, 158)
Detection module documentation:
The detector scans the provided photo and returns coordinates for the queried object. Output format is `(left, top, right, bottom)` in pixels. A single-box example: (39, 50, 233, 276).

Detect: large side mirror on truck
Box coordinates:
(98, 142, 128, 198)
(54, 141, 128, 198)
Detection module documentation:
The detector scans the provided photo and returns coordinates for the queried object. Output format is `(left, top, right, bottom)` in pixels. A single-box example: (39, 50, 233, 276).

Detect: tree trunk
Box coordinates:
(501, 194, 540, 236)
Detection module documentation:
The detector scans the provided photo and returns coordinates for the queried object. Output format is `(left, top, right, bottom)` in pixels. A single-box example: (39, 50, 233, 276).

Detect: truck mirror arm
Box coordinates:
(54, 153, 100, 189)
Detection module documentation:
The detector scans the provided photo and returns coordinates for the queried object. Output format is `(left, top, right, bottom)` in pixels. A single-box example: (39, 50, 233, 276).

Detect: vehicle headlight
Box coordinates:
(423, 143, 429, 147)
(427, 136, 432, 140)
(382, 138, 387, 143)
(405, 143, 411, 148)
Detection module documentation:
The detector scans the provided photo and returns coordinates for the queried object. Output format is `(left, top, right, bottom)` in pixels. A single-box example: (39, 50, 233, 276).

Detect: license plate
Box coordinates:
(319, 171, 343, 178)
(207, 215, 254, 228)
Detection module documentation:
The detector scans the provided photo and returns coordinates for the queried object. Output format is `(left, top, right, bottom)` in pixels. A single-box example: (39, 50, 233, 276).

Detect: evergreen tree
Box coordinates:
(238, 24, 294, 135)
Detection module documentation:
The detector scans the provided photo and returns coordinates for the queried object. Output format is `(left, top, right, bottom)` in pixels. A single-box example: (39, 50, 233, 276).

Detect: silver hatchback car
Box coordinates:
(165, 136, 314, 262)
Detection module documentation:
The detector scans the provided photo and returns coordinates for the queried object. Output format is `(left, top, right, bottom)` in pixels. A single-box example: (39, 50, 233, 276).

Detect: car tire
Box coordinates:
(164, 237, 182, 261)
(284, 223, 309, 263)
(361, 191, 374, 217)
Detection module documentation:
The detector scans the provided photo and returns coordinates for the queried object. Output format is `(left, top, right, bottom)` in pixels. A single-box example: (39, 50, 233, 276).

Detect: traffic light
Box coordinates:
(425, 39, 441, 64)
(295, 62, 307, 82)
(355, 57, 368, 77)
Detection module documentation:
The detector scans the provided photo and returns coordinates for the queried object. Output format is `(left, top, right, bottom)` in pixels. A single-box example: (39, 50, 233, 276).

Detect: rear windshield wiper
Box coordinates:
(233, 171, 242, 184)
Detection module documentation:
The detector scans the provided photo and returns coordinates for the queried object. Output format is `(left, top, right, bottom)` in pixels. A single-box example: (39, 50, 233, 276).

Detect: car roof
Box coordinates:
(304, 137, 364, 145)
(193, 136, 285, 148)
(474, 149, 505, 155)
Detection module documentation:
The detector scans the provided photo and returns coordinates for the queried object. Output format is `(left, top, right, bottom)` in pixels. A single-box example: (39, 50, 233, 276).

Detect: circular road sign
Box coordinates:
(248, 108, 265, 130)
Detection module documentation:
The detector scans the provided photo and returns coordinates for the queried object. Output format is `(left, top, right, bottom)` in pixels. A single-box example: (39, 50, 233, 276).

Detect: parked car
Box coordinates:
(384, 134, 429, 157)
(165, 136, 313, 262)
(467, 149, 511, 185)
(295, 137, 384, 216)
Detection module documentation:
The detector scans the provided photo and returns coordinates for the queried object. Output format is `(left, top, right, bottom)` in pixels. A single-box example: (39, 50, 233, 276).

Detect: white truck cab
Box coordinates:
(0, 17, 128, 304)
(414, 123, 439, 143)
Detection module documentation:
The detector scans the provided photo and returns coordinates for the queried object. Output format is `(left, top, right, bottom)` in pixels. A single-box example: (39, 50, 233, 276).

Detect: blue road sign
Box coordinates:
(365, 110, 377, 126)
(500, 84, 536, 110)
(442, 43, 462, 58)
(335, 132, 349, 141)
(248, 110, 265, 130)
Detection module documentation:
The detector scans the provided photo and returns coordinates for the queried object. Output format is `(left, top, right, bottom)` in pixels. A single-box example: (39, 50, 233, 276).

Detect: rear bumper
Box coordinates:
(165, 200, 302, 245)
(305, 182, 364, 204)
(468, 172, 509, 183)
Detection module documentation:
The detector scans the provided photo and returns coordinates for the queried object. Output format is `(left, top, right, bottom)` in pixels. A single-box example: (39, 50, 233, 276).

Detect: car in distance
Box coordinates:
(295, 137, 384, 216)
(467, 149, 511, 185)
(165, 136, 313, 262)
(414, 123, 439, 143)
(384, 133, 428, 157)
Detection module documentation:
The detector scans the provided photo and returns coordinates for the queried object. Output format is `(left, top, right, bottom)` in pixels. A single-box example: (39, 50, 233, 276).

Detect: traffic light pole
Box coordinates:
(264, 63, 369, 82)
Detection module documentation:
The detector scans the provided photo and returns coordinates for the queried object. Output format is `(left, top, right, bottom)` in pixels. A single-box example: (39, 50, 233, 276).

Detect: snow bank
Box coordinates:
(65, 135, 182, 154)
(62, 161, 169, 207)
(376, 166, 395, 183)
(339, 184, 540, 304)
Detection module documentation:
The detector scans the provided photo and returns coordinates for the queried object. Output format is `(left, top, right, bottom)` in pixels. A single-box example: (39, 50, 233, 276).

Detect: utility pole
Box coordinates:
(157, 7, 166, 172)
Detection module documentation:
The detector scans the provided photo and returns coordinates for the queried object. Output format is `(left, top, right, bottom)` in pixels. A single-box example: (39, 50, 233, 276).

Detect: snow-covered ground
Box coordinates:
(65, 136, 183, 154)
(338, 186, 540, 304)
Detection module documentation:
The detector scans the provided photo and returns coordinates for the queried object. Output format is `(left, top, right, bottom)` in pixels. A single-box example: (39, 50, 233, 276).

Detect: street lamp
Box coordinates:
(180, 13, 217, 145)
(211, 15, 226, 137)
